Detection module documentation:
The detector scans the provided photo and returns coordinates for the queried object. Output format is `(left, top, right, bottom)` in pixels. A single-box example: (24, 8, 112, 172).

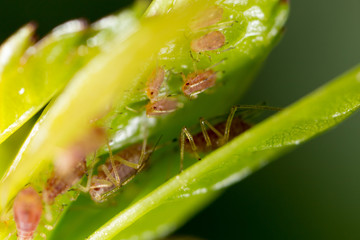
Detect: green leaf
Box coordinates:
(48, 0, 289, 237)
(0, 21, 86, 144)
(101, 0, 290, 154)
(2, 0, 359, 239)
(85, 65, 360, 239)
(0, 1, 224, 238)
(0, 5, 146, 145)
(0, 112, 38, 178)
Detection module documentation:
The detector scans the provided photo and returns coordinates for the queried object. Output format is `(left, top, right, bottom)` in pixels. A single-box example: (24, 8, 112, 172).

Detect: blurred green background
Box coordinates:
(1, 0, 360, 239)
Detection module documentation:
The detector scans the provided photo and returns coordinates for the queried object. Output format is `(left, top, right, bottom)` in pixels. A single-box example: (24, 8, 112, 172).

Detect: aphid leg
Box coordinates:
(44, 204, 53, 223)
(106, 139, 121, 186)
(223, 105, 282, 143)
(40, 232, 47, 239)
(125, 106, 139, 113)
(205, 52, 212, 62)
(100, 164, 120, 187)
(180, 127, 201, 172)
(136, 137, 148, 169)
(89, 178, 114, 189)
(97, 138, 157, 202)
(180, 128, 186, 172)
(181, 72, 187, 82)
(199, 117, 224, 147)
(190, 50, 200, 62)
(43, 203, 65, 233)
(77, 153, 99, 192)
(192, 60, 198, 72)
(113, 136, 149, 170)
(4, 231, 15, 240)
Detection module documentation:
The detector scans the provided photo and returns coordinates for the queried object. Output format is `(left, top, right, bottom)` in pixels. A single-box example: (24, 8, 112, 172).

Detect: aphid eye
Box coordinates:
(153, 106, 157, 110)
(151, 92, 154, 95)
(186, 83, 190, 85)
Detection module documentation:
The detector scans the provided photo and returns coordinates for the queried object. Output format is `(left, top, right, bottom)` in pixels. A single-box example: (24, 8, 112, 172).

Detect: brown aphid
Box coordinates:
(191, 31, 226, 53)
(43, 158, 86, 205)
(179, 105, 282, 171)
(43, 126, 106, 204)
(182, 70, 217, 98)
(146, 97, 178, 116)
(13, 187, 42, 240)
(54, 126, 106, 178)
(89, 144, 151, 202)
(184, 117, 251, 153)
(146, 67, 165, 101)
(190, 6, 224, 31)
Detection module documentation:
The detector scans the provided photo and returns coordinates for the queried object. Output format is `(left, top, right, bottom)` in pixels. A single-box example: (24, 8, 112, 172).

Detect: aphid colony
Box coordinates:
(11, 103, 280, 239)
(11, 5, 239, 238)
(146, 5, 227, 116)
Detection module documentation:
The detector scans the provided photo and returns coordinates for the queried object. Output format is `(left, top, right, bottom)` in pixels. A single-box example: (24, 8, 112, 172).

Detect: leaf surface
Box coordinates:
(87, 65, 360, 240)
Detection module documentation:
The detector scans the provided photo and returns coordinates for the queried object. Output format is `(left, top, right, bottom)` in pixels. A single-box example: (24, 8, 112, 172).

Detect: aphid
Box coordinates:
(43, 158, 86, 205)
(146, 97, 179, 117)
(180, 105, 282, 171)
(89, 140, 152, 203)
(190, 31, 226, 53)
(182, 69, 217, 98)
(13, 187, 42, 240)
(146, 66, 165, 101)
(43, 126, 106, 204)
(190, 6, 224, 31)
(183, 117, 251, 154)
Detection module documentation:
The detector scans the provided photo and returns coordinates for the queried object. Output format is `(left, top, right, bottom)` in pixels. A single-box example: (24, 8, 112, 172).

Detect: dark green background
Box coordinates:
(1, 0, 360, 239)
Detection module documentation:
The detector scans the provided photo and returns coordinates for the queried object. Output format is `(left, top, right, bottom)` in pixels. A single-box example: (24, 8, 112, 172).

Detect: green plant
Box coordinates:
(0, 0, 359, 239)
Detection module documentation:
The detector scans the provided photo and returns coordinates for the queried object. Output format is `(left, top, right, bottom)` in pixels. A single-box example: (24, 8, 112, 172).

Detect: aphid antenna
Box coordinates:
(146, 135, 163, 161)
(152, 135, 178, 152)
(196, 20, 238, 33)
(223, 104, 282, 143)
(167, 66, 181, 76)
(205, 58, 227, 71)
(217, 46, 236, 54)
(232, 104, 283, 112)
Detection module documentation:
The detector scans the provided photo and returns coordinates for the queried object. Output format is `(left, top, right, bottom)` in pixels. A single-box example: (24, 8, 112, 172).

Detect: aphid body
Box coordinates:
(43, 158, 86, 205)
(190, 31, 226, 53)
(146, 97, 179, 116)
(184, 117, 251, 153)
(146, 67, 165, 101)
(182, 70, 217, 98)
(43, 127, 106, 204)
(13, 187, 42, 240)
(89, 143, 151, 202)
(180, 105, 281, 171)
